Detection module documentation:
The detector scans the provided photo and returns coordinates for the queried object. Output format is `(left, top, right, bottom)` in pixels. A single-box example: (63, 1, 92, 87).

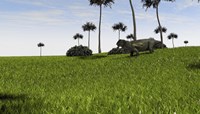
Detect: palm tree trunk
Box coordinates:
(88, 31, 90, 49)
(98, 5, 102, 53)
(172, 38, 174, 48)
(40, 47, 42, 56)
(156, 6, 164, 48)
(129, 0, 137, 40)
(78, 39, 80, 46)
(118, 30, 120, 40)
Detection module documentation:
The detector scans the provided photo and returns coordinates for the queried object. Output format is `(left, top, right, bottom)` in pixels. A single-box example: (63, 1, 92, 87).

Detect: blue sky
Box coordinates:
(0, 0, 199, 56)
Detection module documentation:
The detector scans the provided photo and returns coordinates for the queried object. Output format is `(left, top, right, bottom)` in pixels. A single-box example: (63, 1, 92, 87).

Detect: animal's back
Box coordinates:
(130, 38, 155, 52)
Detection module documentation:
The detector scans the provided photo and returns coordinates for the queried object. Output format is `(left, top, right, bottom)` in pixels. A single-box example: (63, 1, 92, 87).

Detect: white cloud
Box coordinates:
(68, 4, 99, 19)
(117, 10, 131, 15)
(4, 0, 59, 8)
(0, 9, 75, 26)
(175, 0, 200, 10)
(160, 13, 192, 24)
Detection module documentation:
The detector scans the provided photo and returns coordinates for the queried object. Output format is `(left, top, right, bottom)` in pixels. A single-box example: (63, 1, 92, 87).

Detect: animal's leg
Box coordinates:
(148, 42, 154, 53)
(133, 48, 139, 56)
(130, 51, 134, 56)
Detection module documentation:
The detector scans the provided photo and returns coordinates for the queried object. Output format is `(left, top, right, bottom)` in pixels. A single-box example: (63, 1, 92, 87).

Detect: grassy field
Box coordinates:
(0, 47, 200, 114)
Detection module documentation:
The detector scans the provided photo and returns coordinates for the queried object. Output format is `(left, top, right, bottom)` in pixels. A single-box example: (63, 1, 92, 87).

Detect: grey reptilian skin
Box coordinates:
(116, 38, 165, 56)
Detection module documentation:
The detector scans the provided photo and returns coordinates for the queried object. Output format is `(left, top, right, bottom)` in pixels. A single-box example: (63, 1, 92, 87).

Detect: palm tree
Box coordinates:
(89, 0, 115, 53)
(167, 33, 178, 48)
(184, 40, 188, 46)
(73, 33, 83, 46)
(129, 0, 137, 40)
(82, 22, 97, 49)
(37, 42, 45, 56)
(142, 0, 174, 48)
(154, 26, 167, 40)
(126, 34, 135, 41)
(112, 22, 127, 40)
(154, 26, 167, 34)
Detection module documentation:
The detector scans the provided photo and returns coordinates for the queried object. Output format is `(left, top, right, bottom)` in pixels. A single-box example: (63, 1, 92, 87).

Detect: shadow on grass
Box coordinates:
(0, 93, 26, 101)
(0, 93, 27, 114)
(0, 93, 44, 114)
(124, 52, 153, 58)
(187, 62, 200, 70)
(79, 55, 107, 60)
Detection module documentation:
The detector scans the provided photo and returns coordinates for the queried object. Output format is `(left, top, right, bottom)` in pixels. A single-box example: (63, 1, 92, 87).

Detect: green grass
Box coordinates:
(0, 47, 200, 114)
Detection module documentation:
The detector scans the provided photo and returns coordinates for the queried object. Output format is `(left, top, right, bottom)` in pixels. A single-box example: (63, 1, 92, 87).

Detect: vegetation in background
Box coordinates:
(82, 22, 97, 49)
(141, 0, 175, 48)
(112, 22, 127, 40)
(37, 42, 45, 57)
(66, 45, 92, 56)
(129, 0, 137, 40)
(73, 33, 83, 46)
(168, 33, 178, 48)
(89, 0, 115, 53)
(154, 26, 167, 34)
(184, 40, 189, 46)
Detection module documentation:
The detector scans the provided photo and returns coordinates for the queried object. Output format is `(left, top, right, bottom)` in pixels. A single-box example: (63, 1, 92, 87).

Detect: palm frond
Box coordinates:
(112, 24, 119, 31)
(142, 0, 174, 10)
(82, 22, 96, 31)
(154, 26, 167, 34)
(37, 43, 45, 47)
(112, 22, 127, 32)
(103, 0, 115, 8)
(73, 33, 83, 40)
(167, 35, 172, 39)
(122, 26, 127, 32)
(89, 0, 114, 7)
(171, 33, 178, 38)
(126, 34, 135, 40)
(168, 33, 178, 39)
(184, 40, 188, 44)
(89, 0, 103, 6)
(162, 27, 167, 33)
(154, 27, 159, 34)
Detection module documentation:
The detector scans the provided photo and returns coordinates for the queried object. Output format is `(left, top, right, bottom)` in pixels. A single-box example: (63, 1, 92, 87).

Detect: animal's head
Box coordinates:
(116, 39, 126, 48)
(154, 41, 167, 49)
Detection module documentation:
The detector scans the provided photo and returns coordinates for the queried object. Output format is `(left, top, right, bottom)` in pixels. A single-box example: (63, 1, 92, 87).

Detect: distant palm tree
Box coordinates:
(154, 26, 167, 34)
(142, 0, 174, 48)
(73, 33, 83, 46)
(184, 40, 188, 46)
(89, 0, 115, 53)
(126, 34, 135, 41)
(154, 26, 167, 39)
(82, 22, 96, 49)
(37, 42, 45, 56)
(168, 33, 178, 48)
(129, 0, 137, 40)
(112, 22, 127, 40)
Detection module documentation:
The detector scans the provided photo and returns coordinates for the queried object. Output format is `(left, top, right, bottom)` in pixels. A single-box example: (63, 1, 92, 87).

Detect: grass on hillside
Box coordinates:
(0, 47, 200, 114)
